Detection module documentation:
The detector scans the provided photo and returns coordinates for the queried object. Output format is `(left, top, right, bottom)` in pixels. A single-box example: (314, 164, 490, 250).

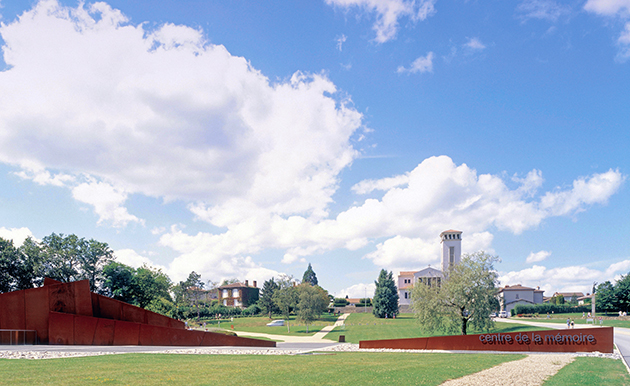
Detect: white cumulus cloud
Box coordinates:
(526, 250, 551, 264)
(397, 52, 434, 74)
(0, 227, 35, 246)
(0, 0, 363, 229)
(464, 37, 486, 51)
(72, 178, 144, 228)
(499, 260, 630, 296)
(335, 282, 376, 298)
(584, 0, 630, 60)
(325, 0, 436, 43)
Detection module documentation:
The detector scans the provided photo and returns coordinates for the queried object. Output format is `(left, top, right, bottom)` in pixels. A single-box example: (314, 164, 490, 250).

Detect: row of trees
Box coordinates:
(1, 232, 499, 335)
(595, 276, 630, 314)
(0, 234, 113, 293)
(1, 234, 331, 325)
(259, 269, 329, 332)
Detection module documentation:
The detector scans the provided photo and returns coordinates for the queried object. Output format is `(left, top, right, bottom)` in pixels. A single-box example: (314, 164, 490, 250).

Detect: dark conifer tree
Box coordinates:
(302, 263, 318, 286)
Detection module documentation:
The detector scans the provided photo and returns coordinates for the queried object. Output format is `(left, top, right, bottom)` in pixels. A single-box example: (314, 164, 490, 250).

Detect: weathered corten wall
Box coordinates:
(0, 279, 275, 348)
(360, 327, 613, 353)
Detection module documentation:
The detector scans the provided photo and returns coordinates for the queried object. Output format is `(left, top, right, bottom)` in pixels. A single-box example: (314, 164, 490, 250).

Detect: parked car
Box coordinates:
(498, 311, 508, 318)
(490, 312, 497, 318)
(266, 320, 284, 326)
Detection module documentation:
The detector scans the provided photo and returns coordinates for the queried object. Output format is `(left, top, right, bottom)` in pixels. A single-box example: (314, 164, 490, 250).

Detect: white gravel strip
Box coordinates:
(1, 343, 622, 361)
(440, 354, 574, 386)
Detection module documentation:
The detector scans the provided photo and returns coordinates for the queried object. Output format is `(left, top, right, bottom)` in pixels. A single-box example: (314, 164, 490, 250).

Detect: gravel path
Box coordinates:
(440, 354, 574, 386)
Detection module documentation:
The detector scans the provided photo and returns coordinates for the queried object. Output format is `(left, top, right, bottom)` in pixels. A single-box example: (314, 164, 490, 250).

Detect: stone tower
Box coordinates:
(440, 230, 462, 272)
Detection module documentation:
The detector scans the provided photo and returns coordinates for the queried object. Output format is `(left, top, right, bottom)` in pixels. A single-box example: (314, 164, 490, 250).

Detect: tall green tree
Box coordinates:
(179, 271, 205, 320)
(0, 238, 20, 293)
(302, 263, 318, 286)
(102, 262, 137, 304)
(596, 281, 616, 314)
(134, 265, 172, 308)
(259, 278, 280, 318)
(272, 275, 299, 332)
(296, 283, 329, 333)
(102, 262, 173, 310)
(372, 269, 399, 318)
(615, 274, 630, 313)
(411, 251, 499, 335)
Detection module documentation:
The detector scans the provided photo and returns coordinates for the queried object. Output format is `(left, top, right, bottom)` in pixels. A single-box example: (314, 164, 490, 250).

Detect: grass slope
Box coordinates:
(193, 314, 338, 336)
(0, 353, 525, 386)
(324, 312, 552, 343)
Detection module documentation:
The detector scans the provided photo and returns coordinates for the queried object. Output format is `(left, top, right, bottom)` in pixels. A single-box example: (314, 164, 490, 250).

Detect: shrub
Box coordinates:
(242, 304, 261, 316)
(512, 303, 592, 315)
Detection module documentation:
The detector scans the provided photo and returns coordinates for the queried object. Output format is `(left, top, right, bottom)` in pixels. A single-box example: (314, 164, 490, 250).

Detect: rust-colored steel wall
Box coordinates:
(1, 280, 274, 347)
(360, 327, 614, 353)
(47, 312, 276, 347)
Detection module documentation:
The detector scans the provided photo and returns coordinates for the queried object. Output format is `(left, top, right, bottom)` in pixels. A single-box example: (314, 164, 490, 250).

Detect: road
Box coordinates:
(496, 318, 630, 368)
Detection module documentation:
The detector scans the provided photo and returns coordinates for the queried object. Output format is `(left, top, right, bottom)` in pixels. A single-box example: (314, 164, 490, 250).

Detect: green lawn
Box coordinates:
(514, 313, 630, 328)
(191, 314, 339, 336)
(1, 352, 627, 385)
(0, 352, 525, 385)
(324, 312, 553, 343)
(543, 357, 630, 385)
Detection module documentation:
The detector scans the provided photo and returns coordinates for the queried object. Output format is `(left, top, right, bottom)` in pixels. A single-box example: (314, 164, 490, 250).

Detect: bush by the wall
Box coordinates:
(512, 303, 592, 316)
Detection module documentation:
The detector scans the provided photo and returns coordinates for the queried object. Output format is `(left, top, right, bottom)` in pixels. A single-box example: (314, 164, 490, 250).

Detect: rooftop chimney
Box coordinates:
(245, 280, 249, 287)
(253, 281, 257, 288)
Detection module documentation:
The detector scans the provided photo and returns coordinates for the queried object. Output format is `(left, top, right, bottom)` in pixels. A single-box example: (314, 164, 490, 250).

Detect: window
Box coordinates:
(404, 292, 408, 299)
(223, 299, 227, 306)
(516, 294, 519, 299)
(222, 289, 229, 298)
(232, 289, 239, 298)
(449, 246, 455, 267)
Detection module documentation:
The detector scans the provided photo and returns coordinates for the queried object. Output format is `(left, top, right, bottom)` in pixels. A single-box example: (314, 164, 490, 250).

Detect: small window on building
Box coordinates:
(404, 292, 408, 299)
(233, 289, 239, 298)
(516, 294, 519, 299)
(222, 289, 229, 298)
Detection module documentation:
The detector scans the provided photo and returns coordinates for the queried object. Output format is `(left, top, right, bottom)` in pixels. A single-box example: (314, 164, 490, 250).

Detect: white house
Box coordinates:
(498, 284, 545, 314)
(398, 230, 462, 306)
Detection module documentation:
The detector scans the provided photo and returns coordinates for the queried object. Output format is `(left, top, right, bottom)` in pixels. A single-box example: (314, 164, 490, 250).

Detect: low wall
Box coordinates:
(360, 327, 614, 353)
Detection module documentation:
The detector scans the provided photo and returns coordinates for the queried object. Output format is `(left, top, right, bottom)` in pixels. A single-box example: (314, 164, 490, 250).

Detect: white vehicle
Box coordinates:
(266, 320, 284, 326)
(498, 311, 508, 318)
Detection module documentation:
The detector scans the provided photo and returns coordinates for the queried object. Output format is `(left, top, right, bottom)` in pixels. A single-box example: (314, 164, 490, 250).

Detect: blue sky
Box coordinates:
(0, 0, 628, 298)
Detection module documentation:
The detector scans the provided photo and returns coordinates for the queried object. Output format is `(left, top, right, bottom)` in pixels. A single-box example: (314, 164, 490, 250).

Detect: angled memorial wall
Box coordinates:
(360, 327, 613, 353)
(0, 278, 275, 347)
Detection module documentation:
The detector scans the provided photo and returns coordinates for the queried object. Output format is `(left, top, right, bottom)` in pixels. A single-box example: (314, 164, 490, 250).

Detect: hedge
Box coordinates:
(511, 303, 592, 316)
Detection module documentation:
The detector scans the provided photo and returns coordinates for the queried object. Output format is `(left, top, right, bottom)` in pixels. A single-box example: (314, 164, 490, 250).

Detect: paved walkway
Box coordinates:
(234, 313, 350, 343)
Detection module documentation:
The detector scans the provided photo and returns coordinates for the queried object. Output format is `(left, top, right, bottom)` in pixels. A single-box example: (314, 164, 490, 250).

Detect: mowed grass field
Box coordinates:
(1, 352, 627, 385)
(323, 312, 553, 343)
(193, 313, 338, 336)
(0, 352, 526, 385)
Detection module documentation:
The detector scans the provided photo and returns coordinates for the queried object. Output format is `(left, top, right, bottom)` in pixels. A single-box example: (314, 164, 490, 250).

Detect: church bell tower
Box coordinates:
(440, 230, 462, 272)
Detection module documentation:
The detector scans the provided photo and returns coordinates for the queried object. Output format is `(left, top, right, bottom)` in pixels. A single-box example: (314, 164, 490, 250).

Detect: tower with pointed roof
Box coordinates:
(440, 229, 462, 272)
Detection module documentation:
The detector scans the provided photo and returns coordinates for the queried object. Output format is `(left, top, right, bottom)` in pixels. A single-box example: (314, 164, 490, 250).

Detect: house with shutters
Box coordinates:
(217, 280, 259, 309)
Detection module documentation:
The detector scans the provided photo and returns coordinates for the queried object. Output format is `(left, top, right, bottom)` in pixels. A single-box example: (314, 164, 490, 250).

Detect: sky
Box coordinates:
(0, 0, 628, 299)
